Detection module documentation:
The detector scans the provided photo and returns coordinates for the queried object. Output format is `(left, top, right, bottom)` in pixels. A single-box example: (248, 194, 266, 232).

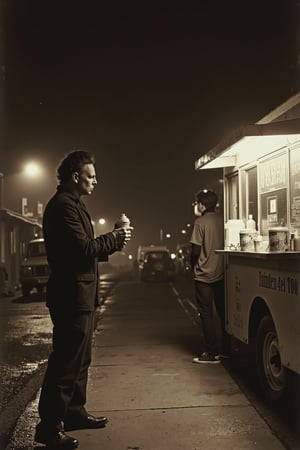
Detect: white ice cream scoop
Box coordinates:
(115, 213, 131, 228)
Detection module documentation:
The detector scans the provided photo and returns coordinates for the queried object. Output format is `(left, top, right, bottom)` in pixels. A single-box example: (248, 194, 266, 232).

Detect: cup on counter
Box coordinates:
(254, 235, 263, 252)
(294, 237, 300, 251)
(239, 229, 257, 251)
(268, 227, 289, 252)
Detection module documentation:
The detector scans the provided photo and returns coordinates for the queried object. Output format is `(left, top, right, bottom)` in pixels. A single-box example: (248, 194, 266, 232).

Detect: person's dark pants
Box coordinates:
(194, 279, 230, 356)
(38, 309, 95, 429)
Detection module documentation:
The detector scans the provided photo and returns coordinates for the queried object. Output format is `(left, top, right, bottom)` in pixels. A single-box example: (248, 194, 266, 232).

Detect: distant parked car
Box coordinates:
(140, 250, 176, 282)
(20, 238, 49, 296)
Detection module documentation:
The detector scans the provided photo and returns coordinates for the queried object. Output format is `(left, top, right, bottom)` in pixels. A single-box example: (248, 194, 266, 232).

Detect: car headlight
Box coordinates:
(21, 266, 32, 276)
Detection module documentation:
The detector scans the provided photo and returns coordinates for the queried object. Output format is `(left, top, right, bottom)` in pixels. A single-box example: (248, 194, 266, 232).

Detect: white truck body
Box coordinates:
(195, 92, 300, 401)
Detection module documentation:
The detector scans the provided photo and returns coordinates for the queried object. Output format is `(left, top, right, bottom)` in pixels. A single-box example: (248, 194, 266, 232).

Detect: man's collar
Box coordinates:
(57, 185, 81, 203)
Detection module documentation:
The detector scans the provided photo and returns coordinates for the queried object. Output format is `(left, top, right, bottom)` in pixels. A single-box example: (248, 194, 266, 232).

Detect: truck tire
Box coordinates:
(256, 315, 287, 403)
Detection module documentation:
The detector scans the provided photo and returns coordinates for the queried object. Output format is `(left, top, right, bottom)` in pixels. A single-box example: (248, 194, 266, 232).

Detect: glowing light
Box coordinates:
(170, 253, 176, 260)
(98, 218, 106, 225)
(128, 254, 133, 260)
(166, 233, 171, 238)
(24, 162, 42, 178)
(195, 123, 300, 171)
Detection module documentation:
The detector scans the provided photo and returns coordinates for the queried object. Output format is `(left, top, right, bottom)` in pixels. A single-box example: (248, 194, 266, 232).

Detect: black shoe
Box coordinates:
(192, 352, 220, 364)
(218, 352, 231, 359)
(34, 423, 79, 449)
(64, 414, 108, 431)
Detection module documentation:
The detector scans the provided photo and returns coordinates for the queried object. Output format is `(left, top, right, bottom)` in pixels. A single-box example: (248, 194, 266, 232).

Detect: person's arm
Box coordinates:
(58, 200, 119, 259)
(190, 243, 201, 271)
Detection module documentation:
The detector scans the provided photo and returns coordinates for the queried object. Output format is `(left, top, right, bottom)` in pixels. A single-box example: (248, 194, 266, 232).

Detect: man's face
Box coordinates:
(76, 163, 97, 196)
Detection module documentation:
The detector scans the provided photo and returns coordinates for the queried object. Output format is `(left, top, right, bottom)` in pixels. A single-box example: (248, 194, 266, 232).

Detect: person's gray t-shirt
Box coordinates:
(190, 212, 224, 283)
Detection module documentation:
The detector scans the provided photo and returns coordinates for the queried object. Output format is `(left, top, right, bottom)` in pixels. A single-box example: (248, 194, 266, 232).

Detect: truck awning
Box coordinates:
(195, 118, 300, 170)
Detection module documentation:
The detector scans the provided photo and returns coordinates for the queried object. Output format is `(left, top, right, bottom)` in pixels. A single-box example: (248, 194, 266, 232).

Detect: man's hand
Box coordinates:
(113, 227, 133, 250)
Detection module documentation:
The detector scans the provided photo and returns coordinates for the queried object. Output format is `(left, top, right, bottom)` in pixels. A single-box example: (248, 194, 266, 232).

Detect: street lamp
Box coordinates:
(93, 217, 109, 236)
(0, 160, 44, 212)
(23, 161, 43, 179)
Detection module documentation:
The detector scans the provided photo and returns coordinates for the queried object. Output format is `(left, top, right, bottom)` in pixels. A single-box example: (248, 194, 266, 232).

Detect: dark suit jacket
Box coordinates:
(43, 186, 117, 311)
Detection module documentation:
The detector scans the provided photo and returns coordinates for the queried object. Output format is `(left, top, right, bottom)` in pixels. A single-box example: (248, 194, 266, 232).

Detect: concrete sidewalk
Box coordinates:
(67, 281, 284, 450)
(7, 279, 286, 449)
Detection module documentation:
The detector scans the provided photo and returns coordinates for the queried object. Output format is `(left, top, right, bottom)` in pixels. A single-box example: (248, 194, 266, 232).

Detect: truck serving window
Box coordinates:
(226, 172, 239, 220)
(247, 166, 258, 225)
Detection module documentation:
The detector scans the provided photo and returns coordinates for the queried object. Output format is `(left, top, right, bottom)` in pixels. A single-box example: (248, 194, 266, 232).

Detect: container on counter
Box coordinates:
(254, 235, 263, 252)
(239, 229, 257, 251)
(294, 236, 300, 251)
(225, 219, 245, 249)
(268, 227, 289, 252)
(246, 214, 256, 230)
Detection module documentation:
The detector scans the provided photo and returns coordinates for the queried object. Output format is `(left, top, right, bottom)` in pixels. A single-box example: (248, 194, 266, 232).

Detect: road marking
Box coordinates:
(171, 285, 198, 326)
(172, 286, 179, 297)
(184, 298, 198, 312)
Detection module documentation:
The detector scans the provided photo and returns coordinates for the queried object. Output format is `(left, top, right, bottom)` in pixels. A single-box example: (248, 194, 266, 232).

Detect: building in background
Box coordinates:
(0, 207, 42, 296)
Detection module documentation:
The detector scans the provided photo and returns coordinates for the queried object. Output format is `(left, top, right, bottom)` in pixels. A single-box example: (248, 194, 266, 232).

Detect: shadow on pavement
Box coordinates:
(13, 293, 46, 304)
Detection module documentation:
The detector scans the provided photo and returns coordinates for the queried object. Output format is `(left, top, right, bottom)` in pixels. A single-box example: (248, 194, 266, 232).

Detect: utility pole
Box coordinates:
(159, 228, 163, 245)
(0, 172, 3, 210)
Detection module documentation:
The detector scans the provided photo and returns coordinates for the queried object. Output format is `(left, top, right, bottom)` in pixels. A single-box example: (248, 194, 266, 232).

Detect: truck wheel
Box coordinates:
(256, 315, 287, 403)
(21, 285, 31, 296)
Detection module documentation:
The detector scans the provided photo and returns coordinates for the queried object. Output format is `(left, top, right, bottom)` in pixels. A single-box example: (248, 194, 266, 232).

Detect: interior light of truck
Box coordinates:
(195, 130, 300, 170)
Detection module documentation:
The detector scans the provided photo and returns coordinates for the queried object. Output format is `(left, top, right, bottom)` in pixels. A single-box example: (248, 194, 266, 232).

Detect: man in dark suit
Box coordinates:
(34, 150, 132, 449)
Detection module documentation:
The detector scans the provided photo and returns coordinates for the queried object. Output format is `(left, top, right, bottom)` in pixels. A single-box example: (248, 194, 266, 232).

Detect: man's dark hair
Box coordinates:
(196, 190, 218, 209)
(57, 150, 95, 183)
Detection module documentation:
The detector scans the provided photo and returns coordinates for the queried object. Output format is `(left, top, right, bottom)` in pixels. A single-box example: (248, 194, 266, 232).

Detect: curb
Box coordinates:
(0, 363, 46, 450)
(1, 278, 118, 449)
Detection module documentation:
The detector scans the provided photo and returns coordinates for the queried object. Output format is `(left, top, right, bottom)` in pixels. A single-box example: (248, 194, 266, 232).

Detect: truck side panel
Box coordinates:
(225, 252, 300, 375)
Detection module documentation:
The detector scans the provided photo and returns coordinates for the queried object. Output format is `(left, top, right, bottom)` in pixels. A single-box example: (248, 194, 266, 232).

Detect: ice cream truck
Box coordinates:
(195, 92, 300, 403)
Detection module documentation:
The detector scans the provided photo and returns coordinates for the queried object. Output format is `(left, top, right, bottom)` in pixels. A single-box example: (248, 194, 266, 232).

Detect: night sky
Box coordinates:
(1, 1, 299, 257)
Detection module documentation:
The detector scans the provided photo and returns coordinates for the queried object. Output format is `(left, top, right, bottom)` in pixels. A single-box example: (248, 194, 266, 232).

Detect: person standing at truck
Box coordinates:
(34, 150, 132, 449)
(190, 189, 230, 364)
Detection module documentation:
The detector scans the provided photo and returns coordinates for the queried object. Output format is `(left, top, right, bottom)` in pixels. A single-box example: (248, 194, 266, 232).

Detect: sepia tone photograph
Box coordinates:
(0, 1, 300, 449)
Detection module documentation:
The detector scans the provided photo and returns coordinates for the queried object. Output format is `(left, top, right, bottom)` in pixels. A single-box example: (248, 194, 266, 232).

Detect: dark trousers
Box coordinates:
(38, 309, 95, 428)
(194, 279, 230, 356)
